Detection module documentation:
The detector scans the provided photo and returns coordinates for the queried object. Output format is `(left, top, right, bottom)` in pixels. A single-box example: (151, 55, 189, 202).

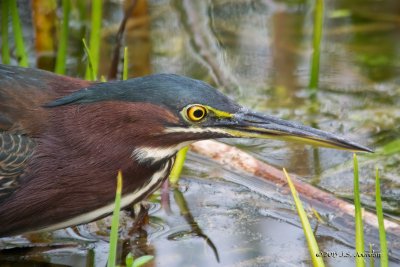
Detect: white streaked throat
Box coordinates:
(131, 141, 192, 164)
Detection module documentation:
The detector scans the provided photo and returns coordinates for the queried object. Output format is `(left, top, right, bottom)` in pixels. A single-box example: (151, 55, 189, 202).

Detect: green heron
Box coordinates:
(0, 64, 371, 237)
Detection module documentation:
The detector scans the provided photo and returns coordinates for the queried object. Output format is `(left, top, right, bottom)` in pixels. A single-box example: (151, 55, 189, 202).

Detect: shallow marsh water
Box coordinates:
(1, 0, 400, 266)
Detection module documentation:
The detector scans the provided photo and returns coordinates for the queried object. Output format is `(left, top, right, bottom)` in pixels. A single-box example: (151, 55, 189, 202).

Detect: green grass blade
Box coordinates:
(169, 146, 189, 185)
(1, 0, 11, 64)
(125, 252, 134, 267)
(85, 0, 102, 80)
(309, 0, 324, 92)
(369, 244, 375, 267)
(382, 139, 400, 155)
(375, 168, 388, 267)
(123, 46, 128, 80)
(125, 252, 154, 267)
(107, 171, 123, 267)
(132, 255, 154, 267)
(82, 38, 96, 81)
(353, 154, 366, 267)
(10, 0, 28, 67)
(283, 169, 325, 267)
(55, 0, 71, 74)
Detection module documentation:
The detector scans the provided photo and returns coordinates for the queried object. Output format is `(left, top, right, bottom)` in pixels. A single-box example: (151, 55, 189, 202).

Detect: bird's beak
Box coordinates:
(221, 109, 372, 152)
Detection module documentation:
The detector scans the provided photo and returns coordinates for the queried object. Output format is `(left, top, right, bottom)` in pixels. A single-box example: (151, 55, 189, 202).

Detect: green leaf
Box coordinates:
(82, 38, 96, 81)
(375, 168, 388, 267)
(309, 0, 324, 92)
(85, 0, 102, 80)
(1, 0, 11, 64)
(55, 0, 71, 74)
(169, 146, 189, 184)
(125, 252, 134, 267)
(123, 47, 128, 80)
(283, 168, 325, 267)
(353, 154, 366, 267)
(133, 255, 154, 267)
(382, 139, 400, 155)
(10, 0, 28, 67)
(107, 171, 123, 267)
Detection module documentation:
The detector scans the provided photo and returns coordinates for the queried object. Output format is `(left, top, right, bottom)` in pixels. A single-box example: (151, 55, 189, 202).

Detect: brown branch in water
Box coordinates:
(108, 0, 137, 80)
(190, 140, 400, 236)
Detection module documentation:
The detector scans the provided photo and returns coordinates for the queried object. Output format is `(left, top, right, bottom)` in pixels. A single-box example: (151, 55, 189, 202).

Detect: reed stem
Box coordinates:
(10, 0, 28, 66)
(85, 0, 102, 80)
(309, 0, 324, 93)
(55, 0, 71, 74)
(1, 0, 11, 64)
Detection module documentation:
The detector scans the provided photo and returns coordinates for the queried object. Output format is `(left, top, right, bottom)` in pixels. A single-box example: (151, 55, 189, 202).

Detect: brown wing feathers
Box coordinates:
(0, 133, 35, 200)
(0, 64, 91, 199)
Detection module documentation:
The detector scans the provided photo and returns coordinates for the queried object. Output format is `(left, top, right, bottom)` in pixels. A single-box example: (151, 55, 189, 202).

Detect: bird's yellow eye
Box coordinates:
(186, 105, 207, 122)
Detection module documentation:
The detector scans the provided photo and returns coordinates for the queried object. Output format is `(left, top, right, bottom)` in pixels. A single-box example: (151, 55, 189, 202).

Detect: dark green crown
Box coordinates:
(45, 74, 241, 113)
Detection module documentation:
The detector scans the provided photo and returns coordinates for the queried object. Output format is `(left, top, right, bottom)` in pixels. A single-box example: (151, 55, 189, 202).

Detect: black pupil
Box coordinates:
(193, 109, 204, 118)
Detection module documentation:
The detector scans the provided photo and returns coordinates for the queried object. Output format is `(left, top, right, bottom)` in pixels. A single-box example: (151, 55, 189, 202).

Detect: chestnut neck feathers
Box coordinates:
(0, 100, 178, 236)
